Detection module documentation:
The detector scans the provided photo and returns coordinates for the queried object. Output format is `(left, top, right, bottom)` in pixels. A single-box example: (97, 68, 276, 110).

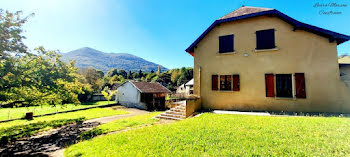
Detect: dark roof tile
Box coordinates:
(219, 6, 273, 20)
(131, 81, 171, 93)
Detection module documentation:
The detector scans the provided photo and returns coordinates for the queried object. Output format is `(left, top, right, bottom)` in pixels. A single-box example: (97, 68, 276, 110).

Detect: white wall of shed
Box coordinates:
(116, 82, 147, 110)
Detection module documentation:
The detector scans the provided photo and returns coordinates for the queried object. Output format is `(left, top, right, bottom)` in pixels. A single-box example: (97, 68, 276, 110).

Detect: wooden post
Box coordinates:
(25, 112, 33, 120)
(152, 94, 155, 111)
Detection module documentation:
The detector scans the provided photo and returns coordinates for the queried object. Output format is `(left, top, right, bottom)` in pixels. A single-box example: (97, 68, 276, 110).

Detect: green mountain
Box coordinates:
(61, 47, 168, 72)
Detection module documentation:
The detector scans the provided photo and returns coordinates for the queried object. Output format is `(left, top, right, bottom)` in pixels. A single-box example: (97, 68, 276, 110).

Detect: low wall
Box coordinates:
(185, 97, 201, 117)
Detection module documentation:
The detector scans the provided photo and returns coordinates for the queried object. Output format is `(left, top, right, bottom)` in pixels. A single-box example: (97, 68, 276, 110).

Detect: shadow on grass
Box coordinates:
(0, 118, 101, 156)
(79, 128, 104, 141)
(200, 109, 350, 118)
(268, 111, 350, 117)
(80, 101, 108, 106)
(0, 118, 86, 146)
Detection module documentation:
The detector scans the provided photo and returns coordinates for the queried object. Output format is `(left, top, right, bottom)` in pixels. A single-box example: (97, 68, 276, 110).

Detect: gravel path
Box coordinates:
(0, 107, 149, 157)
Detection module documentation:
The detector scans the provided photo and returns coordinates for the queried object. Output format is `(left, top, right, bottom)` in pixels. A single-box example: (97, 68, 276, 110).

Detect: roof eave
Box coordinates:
(185, 9, 350, 54)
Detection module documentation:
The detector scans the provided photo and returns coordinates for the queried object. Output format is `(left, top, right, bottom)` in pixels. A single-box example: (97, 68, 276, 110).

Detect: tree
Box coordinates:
(83, 67, 104, 92)
(108, 75, 125, 85)
(96, 70, 104, 78)
(0, 47, 92, 106)
(101, 87, 118, 105)
(106, 68, 118, 77)
(0, 10, 91, 106)
(156, 73, 171, 85)
(138, 70, 143, 78)
(156, 65, 161, 75)
(171, 69, 180, 84)
(127, 70, 133, 79)
(132, 72, 139, 79)
(0, 10, 33, 59)
(118, 69, 127, 78)
(145, 73, 156, 82)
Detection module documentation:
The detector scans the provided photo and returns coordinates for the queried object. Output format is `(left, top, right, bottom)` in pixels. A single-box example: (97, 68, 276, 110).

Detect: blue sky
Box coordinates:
(0, 0, 349, 69)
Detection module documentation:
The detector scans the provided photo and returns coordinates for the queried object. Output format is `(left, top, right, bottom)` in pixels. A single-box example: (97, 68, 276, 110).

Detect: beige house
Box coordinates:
(186, 6, 350, 113)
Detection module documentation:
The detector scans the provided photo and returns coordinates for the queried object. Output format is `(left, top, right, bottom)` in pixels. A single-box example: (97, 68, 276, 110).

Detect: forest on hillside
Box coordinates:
(0, 9, 191, 107)
(79, 66, 193, 93)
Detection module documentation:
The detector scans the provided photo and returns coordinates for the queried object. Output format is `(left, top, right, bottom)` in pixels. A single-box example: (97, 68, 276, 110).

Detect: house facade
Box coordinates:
(185, 79, 194, 95)
(186, 6, 350, 113)
(176, 79, 194, 96)
(116, 81, 171, 111)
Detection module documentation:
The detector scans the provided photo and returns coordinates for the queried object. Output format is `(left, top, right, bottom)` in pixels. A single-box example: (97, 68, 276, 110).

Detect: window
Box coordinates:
(220, 75, 232, 91)
(265, 73, 307, 98)
(219, 35, 234, 53)
(276, 74, 293, 98)
(212, 74, 240, 91)
(256, 29, 275, 50)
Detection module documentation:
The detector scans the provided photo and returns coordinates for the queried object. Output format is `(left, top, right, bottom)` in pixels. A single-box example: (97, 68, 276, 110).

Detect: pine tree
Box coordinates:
(138, 70, 143, 78)
(156, 65, 161, 75)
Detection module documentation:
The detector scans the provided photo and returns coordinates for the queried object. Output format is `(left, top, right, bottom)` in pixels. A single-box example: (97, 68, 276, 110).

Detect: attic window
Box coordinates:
(256, 29, 275, 50)
(219, 35, 234, 53)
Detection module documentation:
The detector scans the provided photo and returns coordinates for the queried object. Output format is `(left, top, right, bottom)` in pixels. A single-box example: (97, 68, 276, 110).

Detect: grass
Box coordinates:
(0, 101, 112, 121)
(65, 113, 350, 157)
(80, 112, 161, 140)
(0, 108, 129, 145)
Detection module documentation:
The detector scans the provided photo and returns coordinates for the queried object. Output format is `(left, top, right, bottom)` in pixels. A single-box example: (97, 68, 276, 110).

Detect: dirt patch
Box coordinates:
(0, 107, 151, 157)
(0, 121, 100, 157)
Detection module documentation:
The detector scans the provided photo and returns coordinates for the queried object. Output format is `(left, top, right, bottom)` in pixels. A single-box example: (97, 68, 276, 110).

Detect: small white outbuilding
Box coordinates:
(116, 81, 171, 111)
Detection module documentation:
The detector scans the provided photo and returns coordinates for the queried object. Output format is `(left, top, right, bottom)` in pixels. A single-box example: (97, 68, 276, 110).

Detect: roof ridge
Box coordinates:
(219, 6, 274, 20)
(241, 6, 274, 9)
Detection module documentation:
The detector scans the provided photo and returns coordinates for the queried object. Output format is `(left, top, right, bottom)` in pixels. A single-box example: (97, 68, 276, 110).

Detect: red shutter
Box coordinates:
(265, 74, 275, 97)
(295, 73, 306, 98)
(232, 75, 240, 91)
(212, 75, 218, 90)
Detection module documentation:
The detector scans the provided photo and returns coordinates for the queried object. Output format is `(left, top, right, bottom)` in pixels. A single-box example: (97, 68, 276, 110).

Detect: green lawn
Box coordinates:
(0, 108, 129, 144)
(0, 101, 112, 121)
(80, 112, 161, 140)
(65, 113, 350, 157)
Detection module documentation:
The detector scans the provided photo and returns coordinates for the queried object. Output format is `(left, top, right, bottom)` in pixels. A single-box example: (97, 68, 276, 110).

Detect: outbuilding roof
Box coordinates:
(111, 83, 122, 90)
(129, 81, 171, 93)
(185, 6, 350, 54)
(185, 79, 194, 86)
(339, 56, 350, 64)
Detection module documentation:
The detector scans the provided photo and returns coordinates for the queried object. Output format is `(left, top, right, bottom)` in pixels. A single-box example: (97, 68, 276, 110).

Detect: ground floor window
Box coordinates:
(220, 75, 232, 91)
(265, 73, 306, 99)
(276, 74, 293, 98)
(212, 74, 240, 91)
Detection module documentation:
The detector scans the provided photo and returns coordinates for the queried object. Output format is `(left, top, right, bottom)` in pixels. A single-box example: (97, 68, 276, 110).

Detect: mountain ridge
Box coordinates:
(61, 47, 168, 73)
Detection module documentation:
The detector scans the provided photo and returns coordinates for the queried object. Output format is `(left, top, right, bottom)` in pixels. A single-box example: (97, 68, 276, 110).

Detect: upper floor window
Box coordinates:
(256, 29, 275, 50)
(219, 35, 234, 53)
